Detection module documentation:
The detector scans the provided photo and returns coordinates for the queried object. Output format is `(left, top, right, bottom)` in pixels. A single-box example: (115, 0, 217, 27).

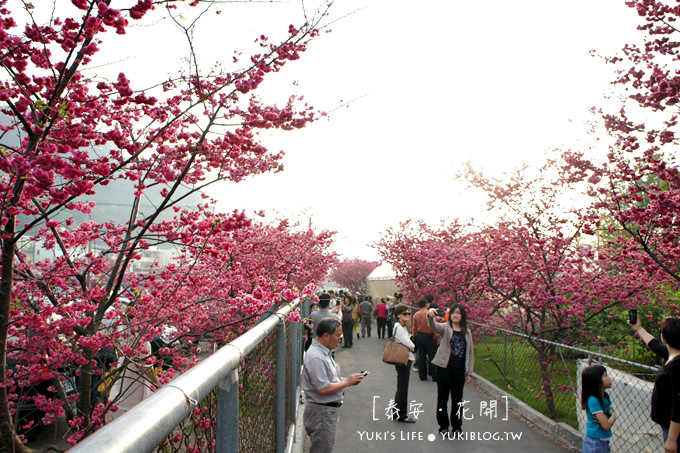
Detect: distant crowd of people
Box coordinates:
(302, 291, 402, 353)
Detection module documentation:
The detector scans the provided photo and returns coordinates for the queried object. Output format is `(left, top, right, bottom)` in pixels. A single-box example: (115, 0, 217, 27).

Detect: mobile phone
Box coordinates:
(436, 310, 445, 317)
(629, 308, 638, 325)
(360, 370, 370, 376)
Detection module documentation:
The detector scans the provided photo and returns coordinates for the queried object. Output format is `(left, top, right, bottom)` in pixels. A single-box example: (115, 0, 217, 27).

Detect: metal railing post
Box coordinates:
(300, 299, 310, 365)
(290, 320, 300, 422)
(216, 370, 239, 453)
(276, 322, 286, 453)
(300, 298, 310, 318)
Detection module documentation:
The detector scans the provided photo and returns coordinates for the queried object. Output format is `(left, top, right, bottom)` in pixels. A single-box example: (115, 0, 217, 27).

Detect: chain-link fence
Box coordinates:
(237, 324, 286, 452)
(471, 322, 663, 453)
(153, 330, 285, 453)
(155, 387, 218, 452)
(72, 300, 305, 453)
(158, 317, 300, 452)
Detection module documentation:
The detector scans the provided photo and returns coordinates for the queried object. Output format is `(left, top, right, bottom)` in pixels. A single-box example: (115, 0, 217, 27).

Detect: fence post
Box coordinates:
(216, 369, 239, 453)
(300, 299, 310, 365)
(503, 332, 507, 375)
(290, 319, 300, 422)
(511, 334, 516, 385)
(276, 321, 286, 453)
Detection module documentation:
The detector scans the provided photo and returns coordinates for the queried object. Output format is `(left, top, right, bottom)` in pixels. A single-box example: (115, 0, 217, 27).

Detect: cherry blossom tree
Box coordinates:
(329, 258, 379, 294)
(151, 216, 337, 348)
(376, 219, 485, 307)
(380, 0, 680, 422)
(0, 0, 338, 449)
(561, 1, 680, 288)
(378, 160, 658, 418)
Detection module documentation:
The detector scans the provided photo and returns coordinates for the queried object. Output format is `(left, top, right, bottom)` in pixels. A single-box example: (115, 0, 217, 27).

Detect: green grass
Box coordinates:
(474, 336, 580, 428)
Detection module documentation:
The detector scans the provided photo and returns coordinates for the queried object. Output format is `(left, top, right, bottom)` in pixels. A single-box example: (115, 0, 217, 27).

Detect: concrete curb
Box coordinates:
(471, 373, 583, 451)
(289, 395, 306, 453)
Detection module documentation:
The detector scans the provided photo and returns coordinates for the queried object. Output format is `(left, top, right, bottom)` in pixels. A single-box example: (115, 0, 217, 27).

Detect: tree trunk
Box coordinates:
(76, 347, 95, 419)
(537, 349, 557, 419)
(0, 237, 28, 452)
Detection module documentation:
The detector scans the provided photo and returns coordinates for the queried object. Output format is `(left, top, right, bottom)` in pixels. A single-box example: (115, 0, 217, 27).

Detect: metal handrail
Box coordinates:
(68, 299, 301, 453)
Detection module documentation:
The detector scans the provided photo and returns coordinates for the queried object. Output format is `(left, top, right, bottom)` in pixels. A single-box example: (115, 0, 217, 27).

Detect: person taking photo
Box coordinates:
(427, 303, 474, 438)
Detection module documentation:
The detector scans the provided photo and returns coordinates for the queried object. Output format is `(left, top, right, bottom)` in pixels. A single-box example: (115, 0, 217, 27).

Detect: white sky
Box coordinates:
(99, 0, 644, 261)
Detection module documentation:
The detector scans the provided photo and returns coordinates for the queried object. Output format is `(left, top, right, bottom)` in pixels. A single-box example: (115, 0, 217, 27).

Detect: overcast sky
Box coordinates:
(103, 0, 644, 261)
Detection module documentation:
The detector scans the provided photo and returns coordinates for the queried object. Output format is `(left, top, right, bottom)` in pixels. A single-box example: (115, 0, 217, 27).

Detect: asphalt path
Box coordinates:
(331, 331, 577, 452)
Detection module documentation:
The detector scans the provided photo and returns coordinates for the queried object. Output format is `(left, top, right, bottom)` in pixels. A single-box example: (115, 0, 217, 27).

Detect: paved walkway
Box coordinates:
(325, 332, 577, 452)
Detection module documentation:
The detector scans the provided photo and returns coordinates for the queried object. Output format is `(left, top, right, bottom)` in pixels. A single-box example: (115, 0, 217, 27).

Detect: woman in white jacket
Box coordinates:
(427, 303, 474, 436)
(392, 304, 416, 423)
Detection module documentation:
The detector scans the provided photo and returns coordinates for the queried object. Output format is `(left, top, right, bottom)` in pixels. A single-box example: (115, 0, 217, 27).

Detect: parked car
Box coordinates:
(150, 325, 188, 371)
(7, 357, 77, 439)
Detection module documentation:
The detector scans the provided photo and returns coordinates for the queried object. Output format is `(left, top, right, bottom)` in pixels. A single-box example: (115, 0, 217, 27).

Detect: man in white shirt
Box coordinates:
(309, 293, 340, 339)
(302, 318, 365, 452)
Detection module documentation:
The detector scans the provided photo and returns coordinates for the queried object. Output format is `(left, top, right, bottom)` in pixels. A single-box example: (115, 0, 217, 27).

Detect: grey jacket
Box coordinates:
(427, 316, 474, 375)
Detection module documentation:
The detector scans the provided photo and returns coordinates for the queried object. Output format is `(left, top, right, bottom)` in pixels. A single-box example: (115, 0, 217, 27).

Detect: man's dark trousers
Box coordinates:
(415, 332, 437, 380)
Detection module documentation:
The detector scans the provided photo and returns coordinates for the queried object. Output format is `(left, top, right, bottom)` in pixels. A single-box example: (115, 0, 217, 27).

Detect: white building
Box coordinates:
(17, 236, 177, 275)
(365, 263, 399, 300)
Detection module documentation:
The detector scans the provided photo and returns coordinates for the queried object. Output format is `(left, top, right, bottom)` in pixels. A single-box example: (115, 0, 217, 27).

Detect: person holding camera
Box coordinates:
(427, 303, 474, 437)
(302, 318, 365, 452)
(630, 312, 680, 452)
